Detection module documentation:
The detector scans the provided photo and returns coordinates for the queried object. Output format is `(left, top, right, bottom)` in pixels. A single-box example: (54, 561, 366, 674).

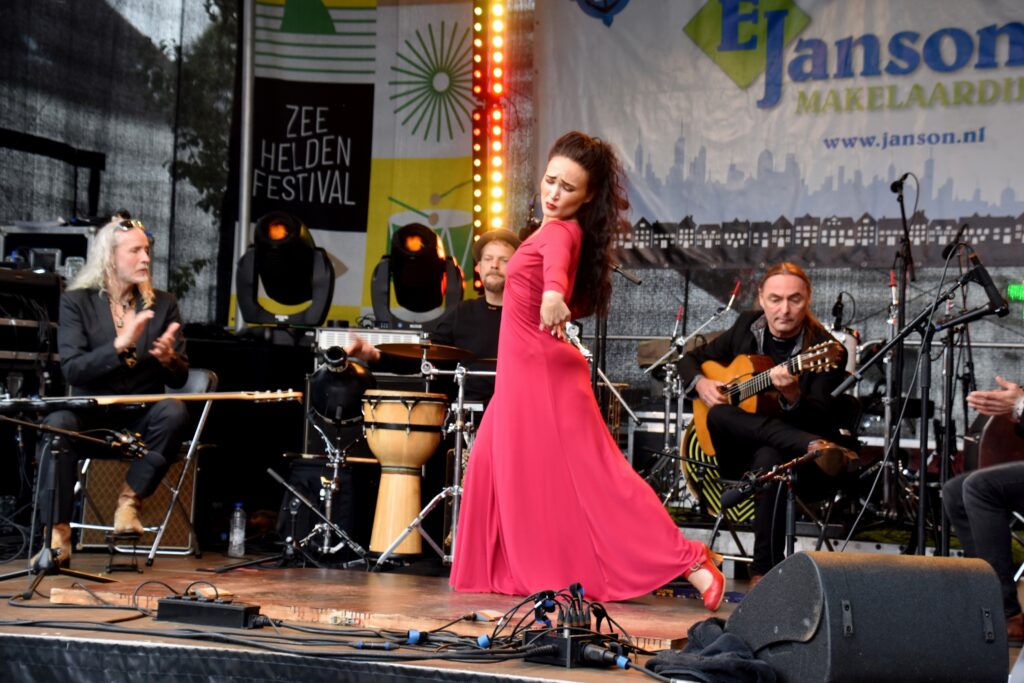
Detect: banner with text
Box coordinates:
(535, 0, 1024, 268)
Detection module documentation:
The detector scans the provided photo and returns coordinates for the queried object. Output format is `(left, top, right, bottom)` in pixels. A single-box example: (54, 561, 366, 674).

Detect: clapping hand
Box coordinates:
(150, 322, 181, 366)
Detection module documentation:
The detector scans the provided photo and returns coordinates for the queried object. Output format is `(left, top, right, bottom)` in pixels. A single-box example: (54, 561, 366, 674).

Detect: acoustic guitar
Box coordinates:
(692, 340, 844, 456)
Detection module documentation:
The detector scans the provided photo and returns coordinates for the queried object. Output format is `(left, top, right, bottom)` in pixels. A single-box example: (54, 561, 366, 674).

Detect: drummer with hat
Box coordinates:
(346, 228, 521, 405)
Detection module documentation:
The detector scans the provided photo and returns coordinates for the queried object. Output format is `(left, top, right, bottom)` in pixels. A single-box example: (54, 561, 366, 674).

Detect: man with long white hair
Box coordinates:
(36, 215, 189, 566)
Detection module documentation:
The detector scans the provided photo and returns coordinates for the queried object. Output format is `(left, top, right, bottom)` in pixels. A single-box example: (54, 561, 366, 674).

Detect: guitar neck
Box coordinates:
(731, 356, 802, 403)
(84, 391, 303, 405)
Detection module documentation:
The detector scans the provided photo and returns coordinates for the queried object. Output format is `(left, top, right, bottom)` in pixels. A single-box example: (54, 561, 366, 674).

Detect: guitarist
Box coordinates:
(678, 262, 857, 583)
(35, 215, 190, 566)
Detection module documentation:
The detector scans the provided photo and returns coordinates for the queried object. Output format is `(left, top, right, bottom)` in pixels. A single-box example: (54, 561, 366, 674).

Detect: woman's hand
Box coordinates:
(540, 290, 570, 341)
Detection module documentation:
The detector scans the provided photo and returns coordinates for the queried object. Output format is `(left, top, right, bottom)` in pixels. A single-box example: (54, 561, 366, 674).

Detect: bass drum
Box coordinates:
(681, 422, 755, 523)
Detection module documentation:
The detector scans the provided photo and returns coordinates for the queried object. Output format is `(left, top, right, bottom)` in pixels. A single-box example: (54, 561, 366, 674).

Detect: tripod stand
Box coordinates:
(209, 425, 369, 572)
(0, 414, 118, 598)
(371, 361, 491, 570)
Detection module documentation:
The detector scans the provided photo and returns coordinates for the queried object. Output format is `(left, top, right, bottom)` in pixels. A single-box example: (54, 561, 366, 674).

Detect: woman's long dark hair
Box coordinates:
(547, 131, 629, 318)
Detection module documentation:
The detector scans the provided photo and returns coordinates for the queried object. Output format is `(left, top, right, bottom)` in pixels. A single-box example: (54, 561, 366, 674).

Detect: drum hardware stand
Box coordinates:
(371, 361, 492, 570)
(0, 415, 121, 596)
(638, 291, 739, 504)
(209, 423, 370, 572)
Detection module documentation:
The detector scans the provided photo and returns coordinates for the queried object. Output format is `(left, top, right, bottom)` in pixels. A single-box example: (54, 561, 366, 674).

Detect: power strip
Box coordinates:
(156, 595, 262, 629)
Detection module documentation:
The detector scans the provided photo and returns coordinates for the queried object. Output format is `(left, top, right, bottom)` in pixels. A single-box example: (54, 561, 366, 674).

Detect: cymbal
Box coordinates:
(377, 342, 474, 361)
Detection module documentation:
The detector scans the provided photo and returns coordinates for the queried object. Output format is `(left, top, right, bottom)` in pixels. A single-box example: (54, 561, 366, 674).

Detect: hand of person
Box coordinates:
(113, 309, 154, 354)
(696, 376, 729, 407)
(967, 376, 1024, 420)
(149, 321, 181, 366)
(769, 364, 801, 404)
(539, 290, 570, 341)
(344, 335, 381, 363)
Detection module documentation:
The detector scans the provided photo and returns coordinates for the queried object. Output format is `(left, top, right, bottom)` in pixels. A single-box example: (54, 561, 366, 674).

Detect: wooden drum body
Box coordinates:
(362, 389, 447, 555)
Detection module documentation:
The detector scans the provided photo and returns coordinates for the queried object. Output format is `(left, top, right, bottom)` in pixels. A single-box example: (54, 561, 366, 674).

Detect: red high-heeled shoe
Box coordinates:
(684, 545, 725, 611)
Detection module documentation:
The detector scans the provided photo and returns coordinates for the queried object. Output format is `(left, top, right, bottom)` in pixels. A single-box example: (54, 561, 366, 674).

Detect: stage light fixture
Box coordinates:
(235, 211, 334, 327)
(370, 223, 464, 328)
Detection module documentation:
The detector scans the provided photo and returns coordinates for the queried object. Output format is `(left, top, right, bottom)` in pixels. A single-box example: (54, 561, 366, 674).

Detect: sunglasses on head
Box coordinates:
(115, 219, 156, 245)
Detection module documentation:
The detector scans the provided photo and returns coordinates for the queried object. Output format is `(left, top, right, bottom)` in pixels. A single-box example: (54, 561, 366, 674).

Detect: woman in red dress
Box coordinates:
(450, 132, 724, 608)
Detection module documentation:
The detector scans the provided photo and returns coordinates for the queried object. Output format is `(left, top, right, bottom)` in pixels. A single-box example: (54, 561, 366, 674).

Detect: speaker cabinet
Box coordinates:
(77, 459, 197, 550)
(727, 551, 1007, 683)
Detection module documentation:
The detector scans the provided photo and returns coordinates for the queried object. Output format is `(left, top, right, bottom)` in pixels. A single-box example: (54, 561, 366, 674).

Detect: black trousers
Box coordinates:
(36, 400, 190, 526)
(942, 462, 1024, 620)
(707, 405, 845, 575)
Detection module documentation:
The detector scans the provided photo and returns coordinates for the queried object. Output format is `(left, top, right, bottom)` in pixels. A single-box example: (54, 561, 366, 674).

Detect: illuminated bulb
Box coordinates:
(493, 51, 504, 62)
(492, 125, 501, 136)
(493, 83, 503, 95)
(492, 140, 502, 151)
(474, 6, 482, 15)
(491, 109, 502, 120)
(474, 54, 481, 63)
(491, 217, 503, 228)
(474, 38, 482, 47)
(492, 4, 504, 16)
(474, 219, 482, 227)
(493, 19, 504, 31)
(492, 201, 503, 213)
(491, 170, 503, 182)
(493, 37, 504, 48)
(491, 186, 503, 198)
(474, 22, 482, 32)
(491, 156, 502, 166)
(474, 204, 483, 213)
(493, 67, 503, 78)
(473, 173, 482, 182)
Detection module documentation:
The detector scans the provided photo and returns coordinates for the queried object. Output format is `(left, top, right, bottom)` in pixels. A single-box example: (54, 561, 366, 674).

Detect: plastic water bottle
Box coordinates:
(227, 502, 246, 558)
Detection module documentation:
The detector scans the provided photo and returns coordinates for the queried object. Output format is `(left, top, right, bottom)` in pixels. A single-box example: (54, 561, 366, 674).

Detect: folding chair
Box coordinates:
(72, 368, 217, 566)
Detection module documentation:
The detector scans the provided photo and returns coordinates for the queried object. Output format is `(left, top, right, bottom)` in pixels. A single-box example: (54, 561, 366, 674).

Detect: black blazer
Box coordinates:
(58, 288, 189, 396)
(676, 310, 849, 432)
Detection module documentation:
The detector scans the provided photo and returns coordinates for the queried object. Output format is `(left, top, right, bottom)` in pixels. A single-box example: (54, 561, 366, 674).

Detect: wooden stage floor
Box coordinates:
(0, 549, 742, 682)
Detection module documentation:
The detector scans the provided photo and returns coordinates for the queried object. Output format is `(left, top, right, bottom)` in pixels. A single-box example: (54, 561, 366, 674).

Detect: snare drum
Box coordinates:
(362, 389, 448, 554)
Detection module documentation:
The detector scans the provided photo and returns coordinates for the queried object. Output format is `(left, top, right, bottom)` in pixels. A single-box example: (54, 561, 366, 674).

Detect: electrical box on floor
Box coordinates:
(156, 596, 261, 629)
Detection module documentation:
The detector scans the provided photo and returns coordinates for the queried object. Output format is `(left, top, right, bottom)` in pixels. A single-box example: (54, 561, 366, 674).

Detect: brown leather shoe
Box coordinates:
(1007, 613, 1024, 645)
(114, 483, 146, 534)
(807, 439, 859, 476)
(50, 523, 72, 566)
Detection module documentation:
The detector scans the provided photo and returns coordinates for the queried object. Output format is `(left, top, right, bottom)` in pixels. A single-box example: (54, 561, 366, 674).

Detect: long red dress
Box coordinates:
(449, 220, 705, 602)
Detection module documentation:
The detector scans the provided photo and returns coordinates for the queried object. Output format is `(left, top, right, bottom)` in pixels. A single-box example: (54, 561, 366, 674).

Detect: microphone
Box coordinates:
(610, 261, 642, 285)
(831, 292, 844, 330)
(723, 279, 741, 312)
(671, 304, 684, 339)
(720, 482, 752, 509)
(968, 252, 1009, 317)
(890, 172, 910, 194)
(941, 224, 969, 260)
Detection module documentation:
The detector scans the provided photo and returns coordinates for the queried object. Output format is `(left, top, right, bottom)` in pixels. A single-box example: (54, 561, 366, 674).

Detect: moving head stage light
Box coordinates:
(371, 223, 463, 328)
(236, 212, 334, 327)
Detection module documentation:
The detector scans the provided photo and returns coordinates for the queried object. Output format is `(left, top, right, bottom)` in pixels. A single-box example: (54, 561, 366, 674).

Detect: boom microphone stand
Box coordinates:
(833, 255, 1008, 553)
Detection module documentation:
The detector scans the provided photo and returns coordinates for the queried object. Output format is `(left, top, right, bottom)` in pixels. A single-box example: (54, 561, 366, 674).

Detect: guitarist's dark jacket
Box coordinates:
(676, 310, 851, 437)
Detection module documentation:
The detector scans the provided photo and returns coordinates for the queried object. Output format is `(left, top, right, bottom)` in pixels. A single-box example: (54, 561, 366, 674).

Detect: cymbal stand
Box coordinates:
(372, 361, 493, 570)
(0, 415, 118, 596)
(565, 322, 639, 425)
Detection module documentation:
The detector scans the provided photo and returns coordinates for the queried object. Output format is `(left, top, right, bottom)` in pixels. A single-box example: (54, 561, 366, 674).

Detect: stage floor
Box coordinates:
(0, 549, 741, 682)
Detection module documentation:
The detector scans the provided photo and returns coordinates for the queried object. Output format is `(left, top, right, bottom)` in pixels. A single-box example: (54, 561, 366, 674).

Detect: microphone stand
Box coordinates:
(0, 415, 120, 597)
(887, 177, 915, 520)
(832, 268, 1003, 554)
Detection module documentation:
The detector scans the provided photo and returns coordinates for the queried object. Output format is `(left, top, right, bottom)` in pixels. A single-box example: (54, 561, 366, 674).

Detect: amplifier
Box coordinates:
(316, 328, 423, 351)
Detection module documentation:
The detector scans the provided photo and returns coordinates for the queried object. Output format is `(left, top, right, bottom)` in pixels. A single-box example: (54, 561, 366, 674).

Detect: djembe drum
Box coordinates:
(362, 389, 448, 555)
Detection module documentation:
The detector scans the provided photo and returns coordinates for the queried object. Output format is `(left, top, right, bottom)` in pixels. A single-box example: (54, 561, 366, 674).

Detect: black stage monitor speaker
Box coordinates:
(726, 551, 1006, 683)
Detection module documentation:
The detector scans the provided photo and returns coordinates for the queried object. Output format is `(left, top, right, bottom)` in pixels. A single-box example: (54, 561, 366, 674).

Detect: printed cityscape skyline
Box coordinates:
(625, 128, 1024, 229)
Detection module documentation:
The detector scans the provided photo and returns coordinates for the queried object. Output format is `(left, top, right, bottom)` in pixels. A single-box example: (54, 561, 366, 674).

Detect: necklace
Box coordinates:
(110, 295, 134, 329)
